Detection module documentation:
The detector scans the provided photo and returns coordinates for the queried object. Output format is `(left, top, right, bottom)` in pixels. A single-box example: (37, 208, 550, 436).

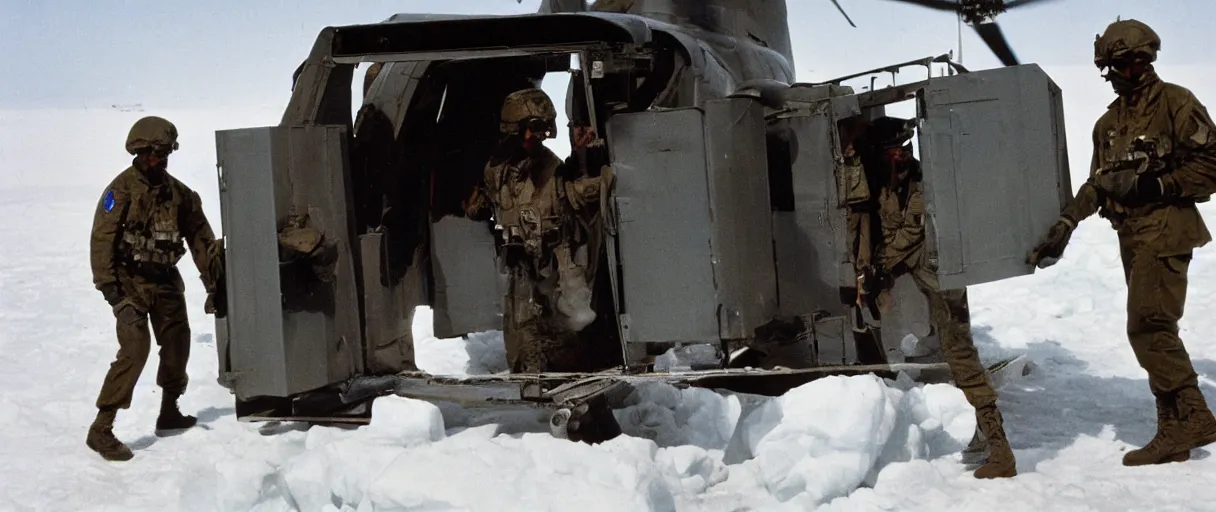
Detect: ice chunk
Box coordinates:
(613, 382, 742, 450)
(358, 434, 680, 511)
(736, 374, 940, 506)
(362, 395, 446, 447)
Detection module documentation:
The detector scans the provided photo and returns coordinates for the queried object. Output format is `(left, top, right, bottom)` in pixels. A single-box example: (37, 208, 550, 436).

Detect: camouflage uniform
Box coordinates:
(464, 89, 613, 373)
(847, 117, 1016, 479)
(87, 116, 225, 461)
(1030, 19, 1216, 466)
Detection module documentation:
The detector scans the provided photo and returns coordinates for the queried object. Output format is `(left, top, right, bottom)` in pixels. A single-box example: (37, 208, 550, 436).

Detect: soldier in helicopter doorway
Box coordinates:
(845, 116, 1017, 479)
(463, 88, 617, 374)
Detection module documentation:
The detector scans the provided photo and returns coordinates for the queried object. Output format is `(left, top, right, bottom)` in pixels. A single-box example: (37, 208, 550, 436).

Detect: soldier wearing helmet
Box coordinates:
(463, 87, 617, 373)
(844, 116, 1017, 479)
(86, 116, 225, 461)
(1030, 19, 1216, 466)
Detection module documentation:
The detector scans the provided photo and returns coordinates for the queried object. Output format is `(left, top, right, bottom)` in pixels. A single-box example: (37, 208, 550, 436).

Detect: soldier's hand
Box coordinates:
(599, 164, 614, 192)
(99, 283, 122, 306)
(462, 187, 485, 218)
(205, 291, 227, 318)
(112, 301, 142, 325)
(1027, 219, 1074, 269)
(573, 126, 596, 149)
(1092, 172, 1137, 200)
(859, 265, 892, 295)
(1092, 171, 1162, 202)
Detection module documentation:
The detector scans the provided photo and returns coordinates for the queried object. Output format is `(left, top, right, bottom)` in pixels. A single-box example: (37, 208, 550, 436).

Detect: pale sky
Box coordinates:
(2, 0, 1210, 109)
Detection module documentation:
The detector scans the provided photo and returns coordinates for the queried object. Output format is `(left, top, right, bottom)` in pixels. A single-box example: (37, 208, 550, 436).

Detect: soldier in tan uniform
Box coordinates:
(87, 116, 226, 461)
(463, 88, 614, 374)
(1029, 19, 1216, 466)
(846, 116, 1017, 479)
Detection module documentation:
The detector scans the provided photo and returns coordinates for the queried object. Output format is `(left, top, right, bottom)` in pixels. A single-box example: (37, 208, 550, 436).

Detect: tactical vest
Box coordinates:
(118, 184, 187, 267)
(1095, 85, 1210, 221)
(489, 152, 569, 265)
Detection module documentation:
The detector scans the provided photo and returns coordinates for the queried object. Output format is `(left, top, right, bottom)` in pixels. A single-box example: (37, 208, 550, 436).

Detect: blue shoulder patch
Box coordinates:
(103, 190, 116, 212)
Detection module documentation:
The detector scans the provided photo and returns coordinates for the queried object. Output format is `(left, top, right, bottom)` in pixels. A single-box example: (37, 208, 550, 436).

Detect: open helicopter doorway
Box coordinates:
(850, 97, 937, 363)
(417, 54, 626, 373)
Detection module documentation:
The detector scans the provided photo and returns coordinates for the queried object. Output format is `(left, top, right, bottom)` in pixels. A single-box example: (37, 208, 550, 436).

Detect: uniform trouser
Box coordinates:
(1121, 247, 1200, 396)
(907, 266, 997, 411)
(95, 277, 192, 410)
(503, 269, 588, 374)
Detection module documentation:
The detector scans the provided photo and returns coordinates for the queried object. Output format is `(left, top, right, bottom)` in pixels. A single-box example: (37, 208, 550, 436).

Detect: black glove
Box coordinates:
(205, 282, 228, 318)
(1135, 174, 1163, 200)
(860, 266, 893, 295)
(1092, 172, 1163, 203)
(1027, 218, 1074, 268)
(205, 293, 227, 318)
(99, 283, 122, 306)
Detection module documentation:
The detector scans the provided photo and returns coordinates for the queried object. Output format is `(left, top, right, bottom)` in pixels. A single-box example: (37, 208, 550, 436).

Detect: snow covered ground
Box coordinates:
(4, 65, 1216, 511)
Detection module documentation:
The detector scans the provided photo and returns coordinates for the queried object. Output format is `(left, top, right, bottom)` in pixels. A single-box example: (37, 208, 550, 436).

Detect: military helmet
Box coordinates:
(1094, 18, 1161, 69)
(125, 116, 180, 155)
(500, 88, 557, 138)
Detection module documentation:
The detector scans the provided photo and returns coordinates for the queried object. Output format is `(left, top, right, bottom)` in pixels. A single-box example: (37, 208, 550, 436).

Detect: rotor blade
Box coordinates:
(828, 0, 857, 27)
(875, 0, 962, 12)
(972, 22, 1019, 66)
(1004, 0, 1062, 8)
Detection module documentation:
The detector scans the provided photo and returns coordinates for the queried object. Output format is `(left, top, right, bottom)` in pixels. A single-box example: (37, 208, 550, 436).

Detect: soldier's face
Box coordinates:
(883, 147, 906, 163)
(142, 148, 170, 172)
(1109, 59, 1144, 78)
(1102, 57, 1148, 95)
(519, 118, 555, 151)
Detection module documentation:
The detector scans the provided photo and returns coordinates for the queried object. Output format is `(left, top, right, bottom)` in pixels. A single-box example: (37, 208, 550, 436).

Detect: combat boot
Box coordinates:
(86, 408, 134, 461)
(1176, 386, 1216, 451)
(155, 391, 197, 434)
(960, 425, 988, 466)
(972, 406, 1017, 479)
(1123, 393, 1190, 466)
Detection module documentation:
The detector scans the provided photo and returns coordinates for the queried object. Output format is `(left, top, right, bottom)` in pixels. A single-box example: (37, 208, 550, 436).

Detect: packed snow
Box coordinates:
(3, 63, 1216, 512)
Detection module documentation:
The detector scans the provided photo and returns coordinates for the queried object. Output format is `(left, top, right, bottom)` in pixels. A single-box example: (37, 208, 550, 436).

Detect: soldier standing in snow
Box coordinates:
(846, 116, 1018, 479)
(86, 116, 226, 461)
(1029, 19, 1216, 466)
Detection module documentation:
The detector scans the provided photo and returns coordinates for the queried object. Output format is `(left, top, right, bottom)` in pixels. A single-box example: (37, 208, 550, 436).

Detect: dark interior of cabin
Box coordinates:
(343, 36, 688, 369)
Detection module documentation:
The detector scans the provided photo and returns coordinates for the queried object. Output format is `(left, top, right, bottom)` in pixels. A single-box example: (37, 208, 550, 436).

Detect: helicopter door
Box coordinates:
(916, 64, 1073, 290)
(214, 124, 364, 401)
(605, 97, 778, 345)
(429, 216, 504, 338)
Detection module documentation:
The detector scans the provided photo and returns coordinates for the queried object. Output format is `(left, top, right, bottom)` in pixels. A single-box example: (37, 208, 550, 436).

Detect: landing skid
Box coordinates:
(233, 361, 954, 442)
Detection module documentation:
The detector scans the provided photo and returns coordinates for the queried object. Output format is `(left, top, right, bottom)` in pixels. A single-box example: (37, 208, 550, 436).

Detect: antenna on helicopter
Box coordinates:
(957, 11, 963, 65)
(873, 0, 1061, 66)
(828, 0, 858, 28)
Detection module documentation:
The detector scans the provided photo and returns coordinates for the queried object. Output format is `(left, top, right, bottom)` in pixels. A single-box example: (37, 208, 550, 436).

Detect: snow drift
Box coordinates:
(199, 374, 976, 512)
